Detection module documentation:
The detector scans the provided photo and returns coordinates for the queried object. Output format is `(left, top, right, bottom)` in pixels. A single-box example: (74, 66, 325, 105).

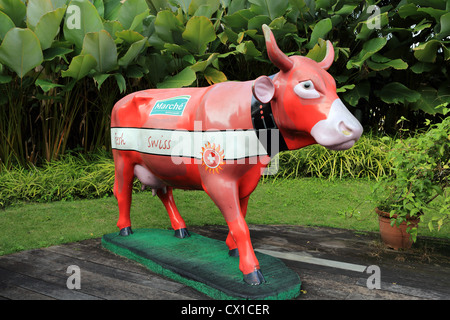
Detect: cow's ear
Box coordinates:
(252, 76, 275, 104)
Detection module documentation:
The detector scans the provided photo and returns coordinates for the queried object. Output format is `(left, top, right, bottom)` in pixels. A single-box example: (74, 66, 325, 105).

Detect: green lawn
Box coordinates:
(0, 178, 448, 256)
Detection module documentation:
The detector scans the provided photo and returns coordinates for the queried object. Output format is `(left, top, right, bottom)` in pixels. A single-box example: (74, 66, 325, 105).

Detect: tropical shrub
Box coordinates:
(272, 133, 395, 181)
(0, 0, 448, 169)
(372, 111, 450, 241)
(0, 151, 118, 207)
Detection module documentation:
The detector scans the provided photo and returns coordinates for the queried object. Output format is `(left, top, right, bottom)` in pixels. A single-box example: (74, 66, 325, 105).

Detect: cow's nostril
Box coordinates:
(338, 121, 353, 136)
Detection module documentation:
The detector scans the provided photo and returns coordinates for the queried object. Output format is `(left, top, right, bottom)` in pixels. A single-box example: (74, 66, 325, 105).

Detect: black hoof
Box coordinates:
(243, 269, 266, 286)
(119, 226, 133, 236)
(174, 228, 190, 239)
(228, 248, 239, 257)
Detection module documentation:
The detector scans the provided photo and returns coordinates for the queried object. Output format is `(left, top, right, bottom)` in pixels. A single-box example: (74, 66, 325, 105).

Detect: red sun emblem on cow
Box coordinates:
(201, 142, 225, 173)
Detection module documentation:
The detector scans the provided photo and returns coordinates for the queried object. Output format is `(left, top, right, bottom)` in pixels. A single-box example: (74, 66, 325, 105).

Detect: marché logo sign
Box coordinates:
(150, 95, 191, 116)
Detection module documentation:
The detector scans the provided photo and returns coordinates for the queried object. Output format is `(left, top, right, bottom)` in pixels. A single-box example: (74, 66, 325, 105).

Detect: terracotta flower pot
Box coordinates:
(375, 208, 420, 250)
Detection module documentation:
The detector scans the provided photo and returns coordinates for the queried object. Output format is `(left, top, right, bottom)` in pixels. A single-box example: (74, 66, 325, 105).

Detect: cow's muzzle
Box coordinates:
(310, 99, 363, 151)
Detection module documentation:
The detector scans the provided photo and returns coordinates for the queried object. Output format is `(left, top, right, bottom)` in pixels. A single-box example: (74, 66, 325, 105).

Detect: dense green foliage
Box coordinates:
(0, 0, 449, 169)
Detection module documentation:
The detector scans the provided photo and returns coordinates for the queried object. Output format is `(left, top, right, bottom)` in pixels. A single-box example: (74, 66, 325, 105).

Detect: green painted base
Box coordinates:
(101, 228, 301, 300)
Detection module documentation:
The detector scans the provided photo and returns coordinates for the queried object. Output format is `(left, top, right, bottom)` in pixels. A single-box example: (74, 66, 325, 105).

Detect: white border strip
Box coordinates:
(256, 249, 367, 273)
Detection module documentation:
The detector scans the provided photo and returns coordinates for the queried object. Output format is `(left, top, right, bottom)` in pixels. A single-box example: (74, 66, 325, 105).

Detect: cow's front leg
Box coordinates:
(205, 182, 265, 285)
(113, 151, 135, 236)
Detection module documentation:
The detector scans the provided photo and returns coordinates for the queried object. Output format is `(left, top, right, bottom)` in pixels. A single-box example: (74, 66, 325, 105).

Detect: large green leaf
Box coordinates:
(412, 86, 450, 114)
(0, 11, 14, 40)
(35, 78, 64, 92)
(437, 12, 450, 39)
(115, 29, 145, 44)
(414, 39, 443, 63)
(190, 53, 218, 72)
(63, 0, 103, 50)
(92, 0, 104, 18)
(366, 59, 408, 71)
(306, 18, 332, 49)
(0, 27, 43, 78)
(0, 74, 12, 84)
(398, 2, 435, 20)
(164, 43, 191, 56)
(346, 37, 387, 69)
(26, 0, 51, 30)
(182, 16, 216, 54)
(366, 54, 408, 71)
(81, 30, 117, 73)
(154, 9, 184, 44)
(248, 15, 272, 31)
(228, 0, 248, 14)
(377, 82, 421, 105)
(235, 40, 261, 57)
(34, 6, 66, 50)
(170, 0, 192, 14)
(356, 12, 389, 40)
(0, 0, 26, 27)
(157, 66, 196, 88)
(61, 53, 97, 80)
(113, 73, 126, 93)
(204, 66, 226, 84)
(93, 73, 111, 90)
(288, 0, 307, 11)
(144, 53, 168, 85)
(188, 0, 220, 18)
(248, 0, 289, 20)
(306, 38, 328, 62)
(410, 61, 435, 74)
(315, 0, 335, 10)
(118, 37, 148, 67)
(103, 20, 124, 40)
(335, 4, 357, 16)
(146, 0, 172, 15)
(103, 0, 122, 20)
(222, 9, 256, 31)
(117, 0, 149, 30)
(43, 47, 73, 61)
(52, 0, 70, 7)
(342, 81, 370, 107)
(417, 7, 446, 22)
(26, 0, 66, 30)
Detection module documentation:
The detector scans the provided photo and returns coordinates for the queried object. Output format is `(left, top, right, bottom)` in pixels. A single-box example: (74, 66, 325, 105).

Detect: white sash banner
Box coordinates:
(111, 127, 280, 162)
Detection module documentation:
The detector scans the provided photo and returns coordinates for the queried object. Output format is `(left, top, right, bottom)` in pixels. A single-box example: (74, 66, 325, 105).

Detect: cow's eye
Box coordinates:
(294, 80, 320, 99)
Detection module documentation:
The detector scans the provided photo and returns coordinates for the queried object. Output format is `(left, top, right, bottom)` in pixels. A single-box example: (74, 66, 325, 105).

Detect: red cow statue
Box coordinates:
(111, 25, 363, 285)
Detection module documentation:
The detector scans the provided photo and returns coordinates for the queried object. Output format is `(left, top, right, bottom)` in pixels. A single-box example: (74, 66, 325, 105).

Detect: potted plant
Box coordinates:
(372, 113, 450, 249)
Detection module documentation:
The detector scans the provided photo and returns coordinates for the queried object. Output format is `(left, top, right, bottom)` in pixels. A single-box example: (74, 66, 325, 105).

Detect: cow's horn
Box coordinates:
(318, 40, 334, 70)
(262, 24, 293, 73)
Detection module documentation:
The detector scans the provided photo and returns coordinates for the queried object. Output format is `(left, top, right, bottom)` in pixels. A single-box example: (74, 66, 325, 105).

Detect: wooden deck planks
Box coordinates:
(0, 239, 206, 300)
(1, 225, 449, 300)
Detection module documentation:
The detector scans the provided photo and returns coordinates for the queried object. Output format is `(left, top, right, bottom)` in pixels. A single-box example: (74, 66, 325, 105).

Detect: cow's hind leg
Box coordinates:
(205, 182, 265, 285)
(134, 165, 189, 238)
(157, 187, 190, 239)
(226, 195, 249, 257)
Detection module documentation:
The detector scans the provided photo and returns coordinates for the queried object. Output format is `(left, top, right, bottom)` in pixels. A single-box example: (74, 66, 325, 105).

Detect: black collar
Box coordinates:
(250, 75, 288, 157)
